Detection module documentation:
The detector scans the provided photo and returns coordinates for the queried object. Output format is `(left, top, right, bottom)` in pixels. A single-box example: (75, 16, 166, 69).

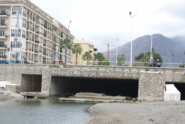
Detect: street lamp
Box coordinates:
(64, 20, 72, 68)
(172, 54, 174, 68)
(129, 12, 137, 67)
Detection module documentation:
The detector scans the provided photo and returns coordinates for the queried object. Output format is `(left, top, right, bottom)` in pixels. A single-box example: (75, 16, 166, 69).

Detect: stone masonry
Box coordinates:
(0, 65, 185, 101)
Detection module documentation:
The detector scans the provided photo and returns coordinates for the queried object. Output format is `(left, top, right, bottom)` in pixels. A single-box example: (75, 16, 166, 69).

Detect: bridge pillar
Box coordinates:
(138, 72, 165, 101)
(40, 68, 51, 97)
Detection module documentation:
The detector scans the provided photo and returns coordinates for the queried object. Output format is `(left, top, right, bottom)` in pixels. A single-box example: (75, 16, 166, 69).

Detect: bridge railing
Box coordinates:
(0, 59, 184, 69)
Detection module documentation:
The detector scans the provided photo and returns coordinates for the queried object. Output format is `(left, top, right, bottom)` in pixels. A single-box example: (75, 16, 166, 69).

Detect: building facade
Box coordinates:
(0, 0, 74, 64)
(73, 40, 98, 65)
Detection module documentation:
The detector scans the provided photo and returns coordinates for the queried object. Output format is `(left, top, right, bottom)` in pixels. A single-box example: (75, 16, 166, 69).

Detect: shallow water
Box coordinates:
(0, 99, 95, 124)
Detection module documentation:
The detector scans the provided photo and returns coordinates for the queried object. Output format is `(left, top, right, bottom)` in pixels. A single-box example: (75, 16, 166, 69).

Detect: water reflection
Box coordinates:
(0, 99, 94, 124)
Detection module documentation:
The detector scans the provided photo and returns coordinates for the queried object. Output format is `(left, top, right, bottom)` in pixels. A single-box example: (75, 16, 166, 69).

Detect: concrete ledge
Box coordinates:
(5, 84, 21, 93)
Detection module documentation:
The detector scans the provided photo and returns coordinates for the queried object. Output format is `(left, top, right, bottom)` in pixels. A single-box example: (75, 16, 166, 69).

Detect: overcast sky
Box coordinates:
(30, 0, 185, 52)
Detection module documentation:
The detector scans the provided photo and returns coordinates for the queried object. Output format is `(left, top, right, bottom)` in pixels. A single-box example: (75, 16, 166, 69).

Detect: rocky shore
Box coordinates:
(0, 87, 23, 100)
(87, 101, 185, 124)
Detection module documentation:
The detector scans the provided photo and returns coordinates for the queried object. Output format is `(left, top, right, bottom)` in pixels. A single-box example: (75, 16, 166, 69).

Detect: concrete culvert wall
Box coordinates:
(50, 76, 138, 98)
(21, 75, 42, 92)
(166, 82, 185, 100)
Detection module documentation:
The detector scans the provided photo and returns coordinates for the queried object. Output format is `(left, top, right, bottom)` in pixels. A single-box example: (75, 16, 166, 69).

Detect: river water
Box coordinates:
(0, 99, 95, 124)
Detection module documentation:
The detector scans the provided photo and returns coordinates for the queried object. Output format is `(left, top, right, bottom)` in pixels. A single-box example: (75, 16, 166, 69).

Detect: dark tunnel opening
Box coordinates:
(50, 76, 139, 98)
(21, 75, 42, 92)
(166, 82, 185, 100)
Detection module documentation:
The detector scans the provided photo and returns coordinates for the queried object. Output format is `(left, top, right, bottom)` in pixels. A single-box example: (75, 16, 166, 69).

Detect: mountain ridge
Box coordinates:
(104, 34, 185, 65)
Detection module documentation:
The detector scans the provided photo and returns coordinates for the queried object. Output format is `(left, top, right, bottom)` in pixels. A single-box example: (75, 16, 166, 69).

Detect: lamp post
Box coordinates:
(129, 12, 137, 67)
(64, 20, 72, 68)
(172, 54, 174, 68)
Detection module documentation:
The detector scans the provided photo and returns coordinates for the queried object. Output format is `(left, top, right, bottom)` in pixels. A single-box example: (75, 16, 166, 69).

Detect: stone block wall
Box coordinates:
(5, 85, 21, 93)
(0, 65, 185, 100)
(138, 72, 165, 101)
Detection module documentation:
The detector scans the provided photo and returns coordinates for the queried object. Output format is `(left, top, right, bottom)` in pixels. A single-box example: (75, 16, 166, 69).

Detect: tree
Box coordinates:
(72, 44, 83, 65)
(94, 52, 105, 65)
(82, 52, 92, 65)
(117, 54, 126, 66)
(60, 38, 73, 67)
(101, 60, 110, 66)
(134, 48, 163, 67)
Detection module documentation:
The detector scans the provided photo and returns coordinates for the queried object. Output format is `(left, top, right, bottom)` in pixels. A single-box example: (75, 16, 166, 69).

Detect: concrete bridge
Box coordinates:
(0, 64, 185, 101)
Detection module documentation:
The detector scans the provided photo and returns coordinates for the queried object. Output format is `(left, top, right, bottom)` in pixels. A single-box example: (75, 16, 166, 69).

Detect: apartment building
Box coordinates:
(0, 0, 74, 64)
(73, 40, 98, 65)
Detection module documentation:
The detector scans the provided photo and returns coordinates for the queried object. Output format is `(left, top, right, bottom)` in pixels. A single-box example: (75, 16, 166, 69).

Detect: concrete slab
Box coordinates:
(164, 84, 181, 101)
(0, 81, 11, 88)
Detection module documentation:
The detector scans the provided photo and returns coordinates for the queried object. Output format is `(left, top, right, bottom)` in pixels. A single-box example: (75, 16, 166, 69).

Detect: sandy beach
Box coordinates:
(87, 101, 185, 124)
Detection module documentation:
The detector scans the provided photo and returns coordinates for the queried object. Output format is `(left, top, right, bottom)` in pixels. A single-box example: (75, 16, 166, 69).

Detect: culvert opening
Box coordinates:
(21, 75, 42, 92)
(166, 82, 185, 100)
(50, 76, 139, 98)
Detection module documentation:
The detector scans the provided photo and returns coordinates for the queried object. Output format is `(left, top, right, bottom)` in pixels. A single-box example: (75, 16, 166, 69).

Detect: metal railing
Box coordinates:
(0, 44, 7, 48)
(0, 59, 184, 68)
(0, 23, 7, 26)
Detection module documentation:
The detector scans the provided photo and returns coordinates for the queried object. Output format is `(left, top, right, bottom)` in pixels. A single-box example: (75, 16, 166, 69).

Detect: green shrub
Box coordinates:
(49, 65, 59, 68)
(101, 60, 110, 66)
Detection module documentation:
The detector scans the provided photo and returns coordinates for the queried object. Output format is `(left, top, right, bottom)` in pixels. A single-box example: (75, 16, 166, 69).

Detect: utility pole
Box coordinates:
(150, 26, 153, 62)
(116, 39, 118, 66)
(129, 12, 137, 67)
(107, 42, 109, 61)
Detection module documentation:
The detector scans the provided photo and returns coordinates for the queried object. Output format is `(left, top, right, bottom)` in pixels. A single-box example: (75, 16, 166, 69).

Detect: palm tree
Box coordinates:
(60, 38, 73, 67)
(117, 54, 126, 66)
(82, 52, 92, 65)
(94, 52, 105, 65)
(72, 44, 83, 65)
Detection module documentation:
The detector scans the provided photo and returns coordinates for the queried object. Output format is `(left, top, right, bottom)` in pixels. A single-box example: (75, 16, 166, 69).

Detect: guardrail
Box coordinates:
(0, 59, 184, 68)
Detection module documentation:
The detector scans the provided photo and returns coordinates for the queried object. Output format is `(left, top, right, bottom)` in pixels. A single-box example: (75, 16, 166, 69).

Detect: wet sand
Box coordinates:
(87, 101, 185, 124)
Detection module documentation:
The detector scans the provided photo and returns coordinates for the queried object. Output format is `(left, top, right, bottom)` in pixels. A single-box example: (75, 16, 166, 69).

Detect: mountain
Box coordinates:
(104, 34, 185, 65)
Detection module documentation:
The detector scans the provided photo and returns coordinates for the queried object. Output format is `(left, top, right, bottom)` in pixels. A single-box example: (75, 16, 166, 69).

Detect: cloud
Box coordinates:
(30, 0, 185, 53)
(155, 0, 185, 19)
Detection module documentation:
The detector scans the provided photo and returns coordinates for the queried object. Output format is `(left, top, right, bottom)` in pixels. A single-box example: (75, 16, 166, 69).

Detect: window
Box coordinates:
(11, 42, 22, 48)
(10, 52, 20, 59)
(21, 52, 25, 60)
(11, 17, 21, 27)
(0, 30, 5, 36)
(39, 55, 42, 62)
(22, 30, 25, 38)
(22, 18, 26, 27)
(40, 37, 42, 43)
(0, 41, 4, 47)
(23, 7, 26, 17)
(11, 29, 21, 37)
(0, 51, 4, 58)
(0, 19, 5, 26)
(40, 28, 43, 33)
(1, 9, 5, 14)
(40, 18, 43, 25)
(39, 46, 42, 51)
(12, 6, 22, 15)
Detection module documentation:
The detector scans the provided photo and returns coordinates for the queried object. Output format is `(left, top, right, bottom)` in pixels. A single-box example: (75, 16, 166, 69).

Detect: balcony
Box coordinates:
(0, 55, 7, 59)
(0, 23, 8, 28)
(35, 40, 39, 44)
(36, 31, 39, 35)
(53, 47, 56, 51)
(0, 44, 7, 50)
(0, 12, 10, 17)
(55, 40, 59, 44)
(0, 34, 9, 39)
(43, 43, 46, 47)
(94, 51, 97, 55)
(89, 48, 93, 52)
(43, 52, 46, 56)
